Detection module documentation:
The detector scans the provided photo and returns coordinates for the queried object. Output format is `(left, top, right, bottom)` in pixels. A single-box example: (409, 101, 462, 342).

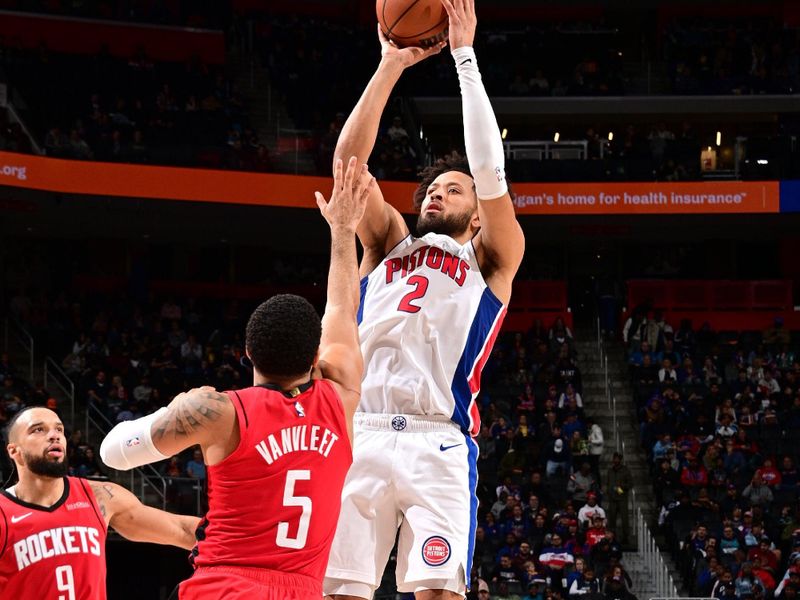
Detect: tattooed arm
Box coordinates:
(150, 386, 238, 462)
(100, 386, 238, 470)
(90, 481, 200, 549)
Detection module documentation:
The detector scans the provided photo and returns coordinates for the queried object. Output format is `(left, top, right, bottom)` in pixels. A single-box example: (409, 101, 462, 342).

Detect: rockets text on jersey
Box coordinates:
(0, 477, 107, 600)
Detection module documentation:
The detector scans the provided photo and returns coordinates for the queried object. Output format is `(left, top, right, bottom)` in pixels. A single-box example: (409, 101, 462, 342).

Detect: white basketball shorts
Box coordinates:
(323, 413, 479, 598)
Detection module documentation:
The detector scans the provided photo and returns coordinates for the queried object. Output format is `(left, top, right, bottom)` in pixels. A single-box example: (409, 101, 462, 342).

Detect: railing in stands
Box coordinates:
(85, 403, 168, 510)
(44, 357, 76, 430)
(634, 502, 679, 598)
(503, 140, 603, 161)
(597, 317, 620, 454)
(3, 317, 34, 381)
(160, 476, 206, 516)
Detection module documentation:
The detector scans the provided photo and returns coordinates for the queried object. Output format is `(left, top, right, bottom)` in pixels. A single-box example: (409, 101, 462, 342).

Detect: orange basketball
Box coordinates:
(377, 0, 449, 48)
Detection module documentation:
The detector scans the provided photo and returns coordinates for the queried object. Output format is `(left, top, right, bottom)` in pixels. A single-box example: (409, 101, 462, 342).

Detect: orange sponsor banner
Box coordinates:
(0, 151, 419, 213)
(0, 151, 780, 215)
(510, 181, 780, 215)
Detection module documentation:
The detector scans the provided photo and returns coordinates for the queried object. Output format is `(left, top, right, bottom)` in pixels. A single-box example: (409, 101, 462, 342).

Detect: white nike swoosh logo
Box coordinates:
(11, 512, 32, 523)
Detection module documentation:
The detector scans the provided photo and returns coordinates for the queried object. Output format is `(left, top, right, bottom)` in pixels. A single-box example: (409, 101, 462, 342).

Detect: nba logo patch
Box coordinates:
(422, 536, 451, 567)
(125, 437, 141, 447)
(391, 416, 407, 431)
(295, 402, 306, 418)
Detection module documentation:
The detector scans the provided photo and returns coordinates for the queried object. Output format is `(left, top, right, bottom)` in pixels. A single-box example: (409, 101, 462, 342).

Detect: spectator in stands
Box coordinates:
(585, 516, 607, 549)
(492, 554, 523, 586)
(605, 452, 632, 546)
(75, 446, 103, 477)
(386, 116, 408, 143)
(779, 457, 799, 492)
(476, 579, 492, 599)
(568, 463, 598, 504)
(185, 447, 206, 481)
(539, 533, 574, 592)
(587, 418, 604, 482)
(133, 376, 153, 403)
(720, 525, 745, 563)
(559, 384, 584, 409)
(758, 370, 781, 396)
(764, 317, 791, 349)
(716, 414, 739, 440)
(567, 556, 587, 591)
(658, 358, 678, 383)
(742, 474, 774, 508)
(513, 541, 536, 573)
(545, 436, 572, 478)
(601, 566, 636, 600)
(628, 341, 653, 367)
(756, 458, 782, 488)
(549, 318, 573, 352)
(1, 377, 24, 415)
(654, 458, 680, 506)
(569, 565, 602, 599)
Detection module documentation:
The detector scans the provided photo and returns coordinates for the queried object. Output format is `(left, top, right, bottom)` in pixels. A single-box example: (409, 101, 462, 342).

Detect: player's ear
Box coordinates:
(311, 349, 320, 368)
(471, 211, 481, 231)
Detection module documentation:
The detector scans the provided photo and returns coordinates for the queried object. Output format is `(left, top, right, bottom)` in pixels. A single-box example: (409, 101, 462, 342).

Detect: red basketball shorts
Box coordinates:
(177, 566, 322, 600)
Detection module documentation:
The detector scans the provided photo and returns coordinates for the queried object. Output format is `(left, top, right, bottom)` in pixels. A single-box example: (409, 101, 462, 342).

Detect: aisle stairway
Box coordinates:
(575, 334, 684, 598)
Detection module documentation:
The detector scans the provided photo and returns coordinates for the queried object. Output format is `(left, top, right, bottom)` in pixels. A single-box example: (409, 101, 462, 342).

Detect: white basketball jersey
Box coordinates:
(357, 233, 506, 435)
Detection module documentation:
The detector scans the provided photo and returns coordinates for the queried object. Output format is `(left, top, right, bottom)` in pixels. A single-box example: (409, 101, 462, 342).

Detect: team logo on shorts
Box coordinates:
(125, 437, 141, 447)
(422, 536, 451, 567)
(391, 416, 407, 431)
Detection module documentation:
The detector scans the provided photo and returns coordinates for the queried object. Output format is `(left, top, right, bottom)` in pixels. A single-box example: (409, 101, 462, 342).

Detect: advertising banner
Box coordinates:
(0, 151, 784, 216)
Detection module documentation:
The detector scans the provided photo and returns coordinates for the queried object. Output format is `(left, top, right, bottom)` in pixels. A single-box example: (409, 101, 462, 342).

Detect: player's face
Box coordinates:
(416, 171, 478, 238)
(8, 408, 68, 478)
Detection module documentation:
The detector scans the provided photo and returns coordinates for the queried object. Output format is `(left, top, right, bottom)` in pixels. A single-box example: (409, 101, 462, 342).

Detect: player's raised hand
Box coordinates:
(378, 24, 447, 69)
(441, 0, 476, 49)
(316, 157, 375, 233)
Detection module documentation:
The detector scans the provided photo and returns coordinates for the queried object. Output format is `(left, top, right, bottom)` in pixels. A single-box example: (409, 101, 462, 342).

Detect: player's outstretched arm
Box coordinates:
(315, 158, 373, 433)
(100, 386, 236, 470)
(442, 0, 524, 304)
(89, 481, 200, 550)
(338, 26, 444, 270)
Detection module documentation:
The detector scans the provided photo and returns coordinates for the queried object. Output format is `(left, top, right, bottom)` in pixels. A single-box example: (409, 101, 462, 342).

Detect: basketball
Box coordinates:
(376, 0, 449, 48)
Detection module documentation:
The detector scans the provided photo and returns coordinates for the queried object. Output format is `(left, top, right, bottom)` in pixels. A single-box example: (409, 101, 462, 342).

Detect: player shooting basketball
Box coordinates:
(324, 1, 525, 599)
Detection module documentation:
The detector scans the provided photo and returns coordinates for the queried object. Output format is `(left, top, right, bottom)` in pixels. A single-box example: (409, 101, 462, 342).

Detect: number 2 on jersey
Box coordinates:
(276, 470, 312, 549)
(397, 275, 429, 313)
(55, 565, 75, 600)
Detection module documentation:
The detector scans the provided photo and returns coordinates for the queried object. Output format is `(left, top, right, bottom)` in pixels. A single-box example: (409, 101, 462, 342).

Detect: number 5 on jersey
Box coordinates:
(276, 470, 312, 549)
(397, 275, 429, 313)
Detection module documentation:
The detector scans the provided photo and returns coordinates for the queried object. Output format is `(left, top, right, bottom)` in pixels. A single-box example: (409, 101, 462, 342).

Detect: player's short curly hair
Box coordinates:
(412, 151, 514, 211)
(245, 294, 321, 377)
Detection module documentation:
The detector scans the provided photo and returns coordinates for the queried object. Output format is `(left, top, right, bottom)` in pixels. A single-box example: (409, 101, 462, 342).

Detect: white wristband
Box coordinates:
(99, 407, 170, 471)
(452, 46, 508, 200)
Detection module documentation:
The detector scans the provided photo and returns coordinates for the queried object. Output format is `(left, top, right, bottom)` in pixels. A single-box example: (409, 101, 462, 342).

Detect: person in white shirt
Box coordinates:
(577, 492, 606, 527)
(658, 358, 677, 383)
(587, 419, 604, 483)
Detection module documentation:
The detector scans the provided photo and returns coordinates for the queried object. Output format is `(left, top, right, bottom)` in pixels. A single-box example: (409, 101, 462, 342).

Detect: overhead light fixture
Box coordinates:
(608, 132, 614, 141)
(502, 128, 508, 140)
(554, 132, 560, 143)
(716, 131, 722, 147)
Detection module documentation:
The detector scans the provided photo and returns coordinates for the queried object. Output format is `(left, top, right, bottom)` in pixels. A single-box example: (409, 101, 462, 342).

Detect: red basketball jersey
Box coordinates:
(0, 477, 107, 600)
(191, 380, 352, 583)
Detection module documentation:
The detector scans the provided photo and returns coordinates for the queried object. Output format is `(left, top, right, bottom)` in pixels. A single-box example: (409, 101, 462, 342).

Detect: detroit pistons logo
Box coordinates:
(422, 536, 451, 567)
